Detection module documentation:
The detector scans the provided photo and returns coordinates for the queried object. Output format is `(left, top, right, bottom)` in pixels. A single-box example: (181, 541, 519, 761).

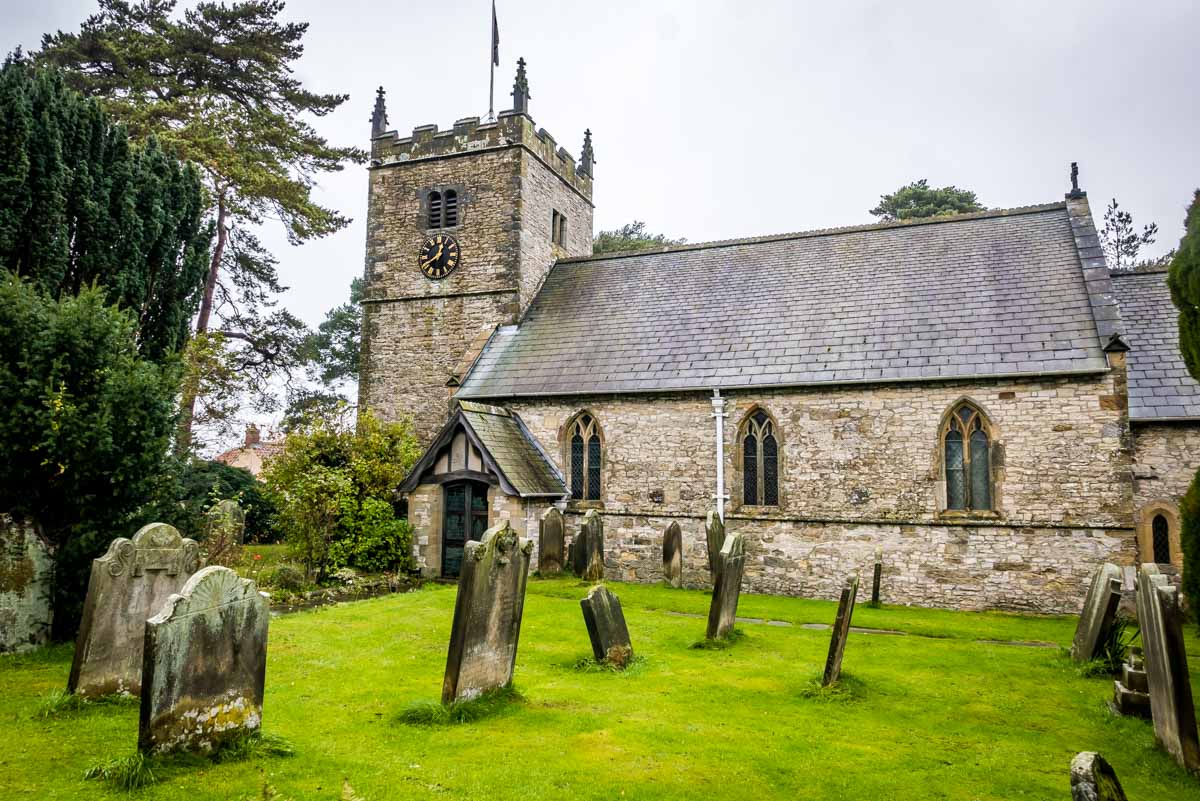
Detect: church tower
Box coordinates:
(359, 60, 595, 443)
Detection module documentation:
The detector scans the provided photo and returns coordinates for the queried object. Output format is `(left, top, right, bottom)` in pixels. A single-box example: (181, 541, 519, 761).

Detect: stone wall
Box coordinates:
(515, 151, 593, 312)
(0, 514, 53, 653)
(1130, 421, 1200, 569)
(502, 371, 1136, 613)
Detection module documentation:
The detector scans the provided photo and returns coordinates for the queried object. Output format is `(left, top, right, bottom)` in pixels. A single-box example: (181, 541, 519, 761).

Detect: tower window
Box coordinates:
(426, 188, 459, 229)
(551, 209, 567, 247)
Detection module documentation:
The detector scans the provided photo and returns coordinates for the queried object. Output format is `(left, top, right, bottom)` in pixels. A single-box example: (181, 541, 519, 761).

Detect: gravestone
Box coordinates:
(705, 510, 725, 580)
(662, 521, 683, 588)
(139, 566, 269, 755)
(1069, 752, 1128, 801)
(442, 520, 533, 703)
(69, 523, 201, 697)
(706, 533, 746, 640)
(0, 514, 54, 654)
(580, 585, 633, 668)
(538, 507, 564, 575)
(1112, 648, 1151, 719)
(822, 574, 861, 686)
(1137, 563, 1200, 772)
(1070, 562, 1122, 662)
(204, 499, 246, 546)
(577, 510, 605, 582)
(869, 547, 882, 607)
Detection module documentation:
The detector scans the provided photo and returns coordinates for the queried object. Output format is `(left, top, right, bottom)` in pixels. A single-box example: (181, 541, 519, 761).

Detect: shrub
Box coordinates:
(264, 412, 419, 580)
(1180, 468, 1200, 615)
(267, 564, 307, 593)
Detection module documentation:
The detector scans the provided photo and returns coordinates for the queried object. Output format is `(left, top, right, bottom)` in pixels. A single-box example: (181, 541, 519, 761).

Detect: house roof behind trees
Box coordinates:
(457, 203, 1115, 399)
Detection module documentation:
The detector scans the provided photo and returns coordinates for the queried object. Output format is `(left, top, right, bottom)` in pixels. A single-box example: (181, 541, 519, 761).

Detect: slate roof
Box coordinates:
(398, 402, 565, 497)
(1110, 270, 1200, 421)
(458, 203, 1113, 399)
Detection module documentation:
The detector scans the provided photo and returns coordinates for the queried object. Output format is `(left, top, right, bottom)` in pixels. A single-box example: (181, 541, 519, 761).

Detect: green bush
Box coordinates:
(142, 458, 279, 543)
(328, 497, 414, 573)
(266, 564, 307, 592)
(1180, 468, 1200, 615)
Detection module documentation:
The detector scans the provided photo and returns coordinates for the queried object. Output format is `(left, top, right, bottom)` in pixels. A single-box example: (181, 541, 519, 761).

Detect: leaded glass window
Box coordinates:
(943, 402, 992, 512)
(742, 410, 779, 506)
(1152, 514, 1171, 563)
(569, 413, 602, 501)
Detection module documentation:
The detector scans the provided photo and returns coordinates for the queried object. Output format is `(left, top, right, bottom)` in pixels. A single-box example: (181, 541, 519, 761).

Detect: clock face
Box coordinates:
(418, 234, 461, 280)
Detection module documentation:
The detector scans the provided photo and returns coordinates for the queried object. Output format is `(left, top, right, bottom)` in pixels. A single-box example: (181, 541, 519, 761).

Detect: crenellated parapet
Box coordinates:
(370, 111, 592, 201)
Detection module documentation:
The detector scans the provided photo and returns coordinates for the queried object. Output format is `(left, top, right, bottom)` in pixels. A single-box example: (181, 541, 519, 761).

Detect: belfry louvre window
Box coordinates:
(943, 402, 992, 511)
(569, 413, 602, 501)
(427, 189, 458, 229)
(742, 410, 779, 506)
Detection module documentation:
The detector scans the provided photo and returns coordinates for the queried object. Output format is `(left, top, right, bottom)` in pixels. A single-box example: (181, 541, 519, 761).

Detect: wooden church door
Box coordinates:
(442, 480, 490, 578)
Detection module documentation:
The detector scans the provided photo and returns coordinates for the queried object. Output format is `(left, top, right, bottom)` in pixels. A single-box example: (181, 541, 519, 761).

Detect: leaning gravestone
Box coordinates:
(139, 566, 269, 755)
(822, 574, 861, 686)
(705, 510, 725, 580)
(1070, 562, 1122, 662)
(580, 585, 634, 668)
(1137, 563, 1200, 772)
(0, 514, 54, 654)
(662, 521, 683, 588)
(442, 520, 532, 703)
(69, 523, 201, 697)
(1069, 752, 1128, 801)
(578, 510, 605, 582)
(205, 499, 246, 546)
(706, 533, 746, 640)
(538, 507, 565, 575)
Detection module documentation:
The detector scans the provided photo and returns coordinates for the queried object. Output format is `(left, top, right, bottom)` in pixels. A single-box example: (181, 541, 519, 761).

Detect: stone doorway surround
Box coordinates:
(1135, 499, 1183, 571)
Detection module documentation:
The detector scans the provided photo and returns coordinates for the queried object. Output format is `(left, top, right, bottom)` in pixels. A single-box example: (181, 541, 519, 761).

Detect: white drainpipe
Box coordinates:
(711, 389, 729, 521)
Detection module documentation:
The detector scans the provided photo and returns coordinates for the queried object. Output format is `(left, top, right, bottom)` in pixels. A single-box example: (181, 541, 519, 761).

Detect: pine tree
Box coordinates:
(869, 179, 984, 221)
(1101, 198, 1158, 271)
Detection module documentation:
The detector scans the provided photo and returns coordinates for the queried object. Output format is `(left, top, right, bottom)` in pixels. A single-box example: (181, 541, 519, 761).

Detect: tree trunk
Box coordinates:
(175, 194, 229, 455)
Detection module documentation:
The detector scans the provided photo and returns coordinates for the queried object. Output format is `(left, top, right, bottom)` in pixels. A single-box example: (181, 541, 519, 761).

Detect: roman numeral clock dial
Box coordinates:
(418, 234, 461, 280)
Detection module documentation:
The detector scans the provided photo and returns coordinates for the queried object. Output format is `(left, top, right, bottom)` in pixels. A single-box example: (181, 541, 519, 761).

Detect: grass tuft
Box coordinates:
(798, 672, 869, 704)
(84, 752, 158, 791)
(690, 629, 746, 650)
(570, 653, 647, 674)
(211, 732, 296, 763)
(35, 688, 138, 719)
(397, 685, 522, 726)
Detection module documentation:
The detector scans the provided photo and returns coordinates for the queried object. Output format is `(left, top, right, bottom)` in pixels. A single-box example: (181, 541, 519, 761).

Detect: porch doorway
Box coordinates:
(442, 480, 489, 578)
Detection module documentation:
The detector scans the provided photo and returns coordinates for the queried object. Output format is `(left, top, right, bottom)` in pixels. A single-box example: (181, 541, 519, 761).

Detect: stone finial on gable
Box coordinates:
(371, 86, 389, 139)
(1067, 161, 1086, 200)
(579, 128, 595, 177)
(511, 57, 531, 114)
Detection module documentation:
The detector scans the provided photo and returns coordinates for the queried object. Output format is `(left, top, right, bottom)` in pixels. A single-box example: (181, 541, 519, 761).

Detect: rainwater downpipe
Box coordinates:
(711, 388, 729, 521)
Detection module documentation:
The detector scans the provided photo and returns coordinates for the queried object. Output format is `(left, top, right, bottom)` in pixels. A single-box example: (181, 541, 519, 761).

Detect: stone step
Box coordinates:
(1112, 680, 1152, 719)
(1122, 663, 1149, 693)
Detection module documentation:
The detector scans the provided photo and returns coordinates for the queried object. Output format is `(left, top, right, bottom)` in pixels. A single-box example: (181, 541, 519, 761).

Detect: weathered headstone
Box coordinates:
(706, 532, 746, 640)
(442, 520, 533, 703)
(705, 510, 725, 580)
(822, 574, 860, 686)
(1070, 562, 1122, 662)
(1112, 648, 1151, 719)
(205, 499, 246, 546)
(662, 521, 683, 588)
(139, 566, 269, 755)
(578, 509, 605, 582)
(69, 523, 201, 697)
(538, 507, 564, 575)
(0, 514, 54, 654)
(1137, 563, 1200, 772)
(580, 585, 633, 668)
(1069, 752, 1128, 801)
(869, 547, 882, 607)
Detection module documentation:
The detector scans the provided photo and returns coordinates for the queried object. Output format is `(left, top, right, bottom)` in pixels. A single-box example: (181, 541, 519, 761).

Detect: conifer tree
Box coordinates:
(870, 179, 984, 221)
(38, 1, 366, 450)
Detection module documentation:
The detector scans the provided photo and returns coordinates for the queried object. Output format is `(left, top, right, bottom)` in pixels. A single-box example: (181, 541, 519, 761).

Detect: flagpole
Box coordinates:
(487, 0, 497, 121)
(488, 57, 495, 121)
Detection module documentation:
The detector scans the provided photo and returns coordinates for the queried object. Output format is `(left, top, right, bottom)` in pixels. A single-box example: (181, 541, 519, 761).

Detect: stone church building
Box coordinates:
(358, 63, 1194, 614)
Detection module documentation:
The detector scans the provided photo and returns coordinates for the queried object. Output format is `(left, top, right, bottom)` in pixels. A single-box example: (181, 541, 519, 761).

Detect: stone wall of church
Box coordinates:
(506, 370, 1137, 613)
(515, 151, 593, 313)
(1129, 421, 1200, 568)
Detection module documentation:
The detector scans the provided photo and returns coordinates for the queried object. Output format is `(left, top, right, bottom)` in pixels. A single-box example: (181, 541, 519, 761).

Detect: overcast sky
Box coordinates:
(7, 0, 1200, 445)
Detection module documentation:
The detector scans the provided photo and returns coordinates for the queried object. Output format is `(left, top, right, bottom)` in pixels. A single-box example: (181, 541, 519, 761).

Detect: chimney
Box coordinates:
(245, 424, 261, 447)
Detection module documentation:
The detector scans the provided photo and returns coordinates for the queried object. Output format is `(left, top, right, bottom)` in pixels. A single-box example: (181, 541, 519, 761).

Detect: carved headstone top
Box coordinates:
(139, 566, 269, 755)
(442, 520, 533, 703)
(1070, 562, 1122, 662)
(68, 523, 201, 697)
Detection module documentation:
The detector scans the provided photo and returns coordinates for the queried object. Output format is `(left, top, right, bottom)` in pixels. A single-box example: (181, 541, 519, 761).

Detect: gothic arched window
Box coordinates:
(1152, 514, 1171, 564)
(742, 409, 779, 506)
(943, 401, 992, 511)
(568, 413, 602, 501)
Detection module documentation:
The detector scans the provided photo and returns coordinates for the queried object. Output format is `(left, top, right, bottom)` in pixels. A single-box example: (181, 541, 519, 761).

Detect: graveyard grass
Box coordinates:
(3, 578, 1200, 800)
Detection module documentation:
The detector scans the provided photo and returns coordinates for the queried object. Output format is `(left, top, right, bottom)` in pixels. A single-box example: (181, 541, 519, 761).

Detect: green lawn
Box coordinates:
(2, 577, 1199, 800)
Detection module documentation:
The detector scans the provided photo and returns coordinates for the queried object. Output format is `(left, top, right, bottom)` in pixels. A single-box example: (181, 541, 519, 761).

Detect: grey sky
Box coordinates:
(6, 0, 1200, 446)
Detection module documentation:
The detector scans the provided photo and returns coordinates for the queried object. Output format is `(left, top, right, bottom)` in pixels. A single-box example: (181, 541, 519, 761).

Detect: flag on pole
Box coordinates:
(491, 1, 500, 66)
